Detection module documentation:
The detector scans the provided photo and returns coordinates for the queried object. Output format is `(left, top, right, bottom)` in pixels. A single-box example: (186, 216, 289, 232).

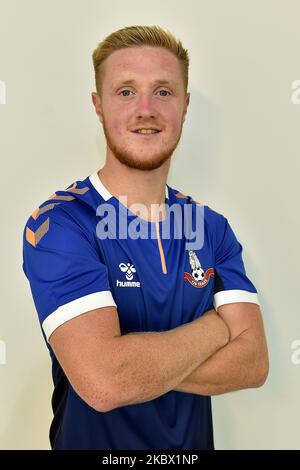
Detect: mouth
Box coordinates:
(131, 128, 162, 138)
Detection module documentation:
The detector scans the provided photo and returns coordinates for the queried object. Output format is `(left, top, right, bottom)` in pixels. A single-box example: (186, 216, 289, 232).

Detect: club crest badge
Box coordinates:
(184, 250, 214, 288)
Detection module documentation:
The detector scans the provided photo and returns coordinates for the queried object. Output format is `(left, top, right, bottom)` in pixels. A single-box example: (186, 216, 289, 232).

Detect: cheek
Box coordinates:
(164, 107, 183, 131)
(168, 118, 182, 136)
(103, 101, 126, 131)
(105, 116, 125, 135)
(112, 110, 131, 133)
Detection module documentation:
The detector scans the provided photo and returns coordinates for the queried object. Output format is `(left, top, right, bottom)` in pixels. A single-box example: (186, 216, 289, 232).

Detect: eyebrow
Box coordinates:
(113, 79, 177, 89)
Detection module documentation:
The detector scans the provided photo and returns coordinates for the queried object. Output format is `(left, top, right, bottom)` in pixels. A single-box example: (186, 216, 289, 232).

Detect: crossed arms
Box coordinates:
(173, 302, 269, 396)
(49, 301, 269, 413)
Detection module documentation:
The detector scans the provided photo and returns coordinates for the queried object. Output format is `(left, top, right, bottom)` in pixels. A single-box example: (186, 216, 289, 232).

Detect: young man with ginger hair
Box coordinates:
(23, 25, 268, 450)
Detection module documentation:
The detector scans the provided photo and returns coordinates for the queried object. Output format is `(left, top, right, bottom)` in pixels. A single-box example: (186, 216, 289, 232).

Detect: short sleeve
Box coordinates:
(213, 215, 260, 312)
(22, 211, 117, 342)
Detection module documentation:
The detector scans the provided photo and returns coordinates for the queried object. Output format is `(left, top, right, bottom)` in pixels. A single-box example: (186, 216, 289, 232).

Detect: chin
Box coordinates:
(116, 152, 170, 171)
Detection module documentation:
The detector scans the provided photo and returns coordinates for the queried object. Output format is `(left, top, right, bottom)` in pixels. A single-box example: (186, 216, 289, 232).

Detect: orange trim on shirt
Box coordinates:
(155, 222, 167, 274)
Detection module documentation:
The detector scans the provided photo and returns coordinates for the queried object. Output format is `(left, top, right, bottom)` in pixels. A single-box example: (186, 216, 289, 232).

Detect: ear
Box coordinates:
(91, 92, 104, 123)
(183, 92, 190, 123)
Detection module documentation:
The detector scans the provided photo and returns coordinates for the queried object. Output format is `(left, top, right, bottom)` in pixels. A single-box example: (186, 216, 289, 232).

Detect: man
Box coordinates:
(22, 25, 269, 450)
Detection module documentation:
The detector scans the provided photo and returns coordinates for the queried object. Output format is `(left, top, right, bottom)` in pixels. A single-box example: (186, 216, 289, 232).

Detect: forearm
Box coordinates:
(173, 331, 268, 396)
(107, 310, 229, 410)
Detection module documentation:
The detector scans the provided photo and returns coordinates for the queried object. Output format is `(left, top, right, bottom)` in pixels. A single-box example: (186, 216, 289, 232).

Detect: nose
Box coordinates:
(136, 93, 158, 119)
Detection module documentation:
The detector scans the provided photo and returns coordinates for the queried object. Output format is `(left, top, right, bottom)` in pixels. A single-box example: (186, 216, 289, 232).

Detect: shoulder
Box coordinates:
(167, 184, 232, 250)
(168, 183, 227, 226)
(23, 176, 95, 249)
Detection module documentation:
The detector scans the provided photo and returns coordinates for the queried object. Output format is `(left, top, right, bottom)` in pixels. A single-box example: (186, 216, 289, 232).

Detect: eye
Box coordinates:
(158, 89, 171, 97)
(119, 89, 134, 97)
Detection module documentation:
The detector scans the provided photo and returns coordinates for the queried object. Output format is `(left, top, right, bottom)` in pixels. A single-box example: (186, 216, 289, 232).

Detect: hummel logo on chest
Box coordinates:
(116, 262, 141, 288)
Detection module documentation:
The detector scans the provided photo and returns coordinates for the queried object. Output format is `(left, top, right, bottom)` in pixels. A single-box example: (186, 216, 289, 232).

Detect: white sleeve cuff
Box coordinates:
(42, 291, 117, 342)
(213, 289, 260, 312)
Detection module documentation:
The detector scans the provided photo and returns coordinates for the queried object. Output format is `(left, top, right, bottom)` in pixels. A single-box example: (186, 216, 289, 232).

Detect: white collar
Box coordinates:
(89, 171, 169, 202)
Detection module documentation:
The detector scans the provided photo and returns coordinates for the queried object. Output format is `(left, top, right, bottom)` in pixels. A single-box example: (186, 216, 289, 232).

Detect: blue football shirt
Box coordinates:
(22, 171, 260, 450)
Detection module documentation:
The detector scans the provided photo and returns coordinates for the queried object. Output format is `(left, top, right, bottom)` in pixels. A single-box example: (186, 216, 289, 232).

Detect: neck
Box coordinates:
(97, 154, 171, 222)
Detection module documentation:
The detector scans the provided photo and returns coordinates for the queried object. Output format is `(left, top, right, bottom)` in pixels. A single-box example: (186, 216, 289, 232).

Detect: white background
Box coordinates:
(0, 0, 299, 449)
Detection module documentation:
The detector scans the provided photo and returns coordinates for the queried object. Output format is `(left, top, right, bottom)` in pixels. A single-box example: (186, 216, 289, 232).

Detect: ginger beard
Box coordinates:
(101, 115, 185, 171)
